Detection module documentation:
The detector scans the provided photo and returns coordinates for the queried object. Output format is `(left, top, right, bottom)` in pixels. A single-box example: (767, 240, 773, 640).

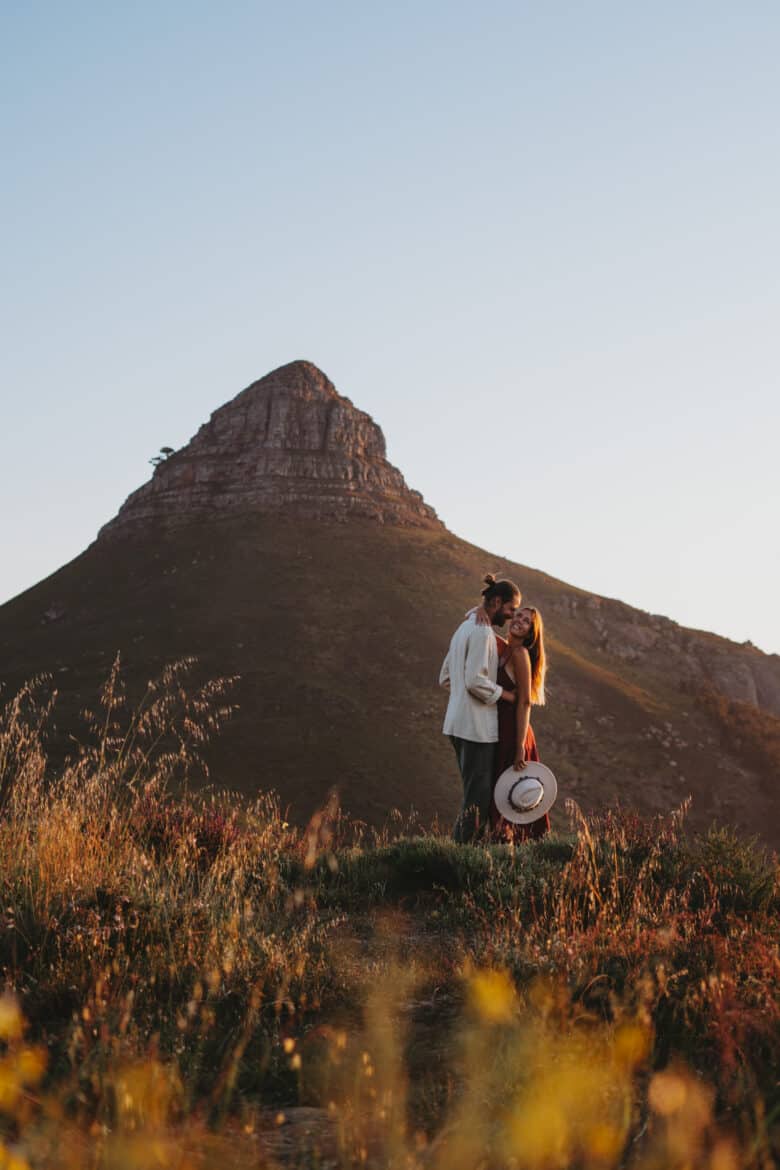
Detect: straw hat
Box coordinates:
(494, 762, 557, 824)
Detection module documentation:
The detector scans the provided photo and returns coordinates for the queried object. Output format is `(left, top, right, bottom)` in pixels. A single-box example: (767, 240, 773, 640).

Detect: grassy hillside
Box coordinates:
(0, 516, 778, 844)
(0, 684, 778, 1168)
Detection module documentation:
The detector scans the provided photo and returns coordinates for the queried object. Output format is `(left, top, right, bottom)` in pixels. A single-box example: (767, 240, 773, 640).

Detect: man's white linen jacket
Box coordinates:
(438, 615, 503, 743)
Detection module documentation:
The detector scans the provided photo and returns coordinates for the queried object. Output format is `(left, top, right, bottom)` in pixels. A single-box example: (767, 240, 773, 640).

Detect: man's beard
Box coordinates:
(491, 612, 507, 627)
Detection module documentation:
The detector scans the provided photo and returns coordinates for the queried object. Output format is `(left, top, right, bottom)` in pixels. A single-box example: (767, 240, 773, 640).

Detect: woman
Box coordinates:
(477, 601, 549, 841)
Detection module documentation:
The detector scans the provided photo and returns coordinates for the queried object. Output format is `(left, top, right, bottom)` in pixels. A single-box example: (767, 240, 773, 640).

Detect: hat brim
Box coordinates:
(494, 762, 557, 824)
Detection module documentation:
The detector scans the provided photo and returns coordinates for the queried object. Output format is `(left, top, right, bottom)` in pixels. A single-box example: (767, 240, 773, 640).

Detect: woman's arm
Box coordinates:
(511, 646, 533, 769)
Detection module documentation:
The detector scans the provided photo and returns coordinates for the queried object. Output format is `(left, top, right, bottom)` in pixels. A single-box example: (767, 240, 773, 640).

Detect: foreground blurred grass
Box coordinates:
(0, 663, 778, 1167)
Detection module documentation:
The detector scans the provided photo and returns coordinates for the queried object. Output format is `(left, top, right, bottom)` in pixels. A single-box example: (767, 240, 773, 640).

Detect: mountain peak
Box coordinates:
(241, 359, 340, 403)
(98, 362, 440, 539)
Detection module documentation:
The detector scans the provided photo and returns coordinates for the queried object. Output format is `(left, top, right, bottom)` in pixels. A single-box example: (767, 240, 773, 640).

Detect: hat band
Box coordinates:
(508, 778, 544, 813)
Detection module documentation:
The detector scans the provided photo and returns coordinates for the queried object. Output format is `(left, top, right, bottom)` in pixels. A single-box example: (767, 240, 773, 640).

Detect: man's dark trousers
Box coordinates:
(449, 735, 496, 843)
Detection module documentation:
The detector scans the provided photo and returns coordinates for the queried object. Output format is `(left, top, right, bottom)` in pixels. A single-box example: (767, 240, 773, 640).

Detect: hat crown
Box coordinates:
(509, 776, 544, 813)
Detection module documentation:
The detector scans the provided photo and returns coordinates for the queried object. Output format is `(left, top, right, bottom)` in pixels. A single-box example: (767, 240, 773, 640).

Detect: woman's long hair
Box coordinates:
(520, 608, 547, 706)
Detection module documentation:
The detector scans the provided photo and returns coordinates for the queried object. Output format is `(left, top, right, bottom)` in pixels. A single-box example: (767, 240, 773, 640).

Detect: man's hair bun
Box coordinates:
(481, 573, 522, 603)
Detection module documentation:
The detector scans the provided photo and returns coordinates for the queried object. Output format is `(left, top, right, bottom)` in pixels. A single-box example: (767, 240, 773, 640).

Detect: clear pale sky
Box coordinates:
(2, 2, 779, 652)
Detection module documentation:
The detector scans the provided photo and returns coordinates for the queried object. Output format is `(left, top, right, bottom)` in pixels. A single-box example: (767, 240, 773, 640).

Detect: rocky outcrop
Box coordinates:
(687, 640, 780, 713)
(548, 593, 780, 716)
(99, 361, 440, 539)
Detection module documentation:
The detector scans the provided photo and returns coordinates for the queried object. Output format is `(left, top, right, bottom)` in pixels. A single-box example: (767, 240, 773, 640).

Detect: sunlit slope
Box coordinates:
(0, 517, 777, 843)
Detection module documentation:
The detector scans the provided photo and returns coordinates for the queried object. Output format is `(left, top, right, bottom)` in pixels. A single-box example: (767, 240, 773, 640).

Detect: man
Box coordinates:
(439, 576, 521, 842)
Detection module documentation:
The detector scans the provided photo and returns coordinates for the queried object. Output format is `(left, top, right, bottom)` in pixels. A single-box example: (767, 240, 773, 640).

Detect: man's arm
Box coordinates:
(464, 626, 505, 705)
(438, 652, 451, 692)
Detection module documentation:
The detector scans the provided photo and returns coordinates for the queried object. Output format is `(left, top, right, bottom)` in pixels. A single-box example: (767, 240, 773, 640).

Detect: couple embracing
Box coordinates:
(439, 574, 550, 843)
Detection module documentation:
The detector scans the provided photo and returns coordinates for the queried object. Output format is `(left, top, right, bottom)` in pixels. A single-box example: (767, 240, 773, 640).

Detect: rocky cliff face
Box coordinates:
(99, 361, 440, 539)
(548, 592, 780, 716)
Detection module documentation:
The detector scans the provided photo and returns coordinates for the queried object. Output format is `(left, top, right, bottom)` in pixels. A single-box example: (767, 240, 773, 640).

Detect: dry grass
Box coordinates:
(0, 664, 778, 1168)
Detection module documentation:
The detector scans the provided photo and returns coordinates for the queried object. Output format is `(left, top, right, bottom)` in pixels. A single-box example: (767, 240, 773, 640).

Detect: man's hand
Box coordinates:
(463, 606, 491, 626)
(514, 754, 528, 771)
(500, 689, 516, 703)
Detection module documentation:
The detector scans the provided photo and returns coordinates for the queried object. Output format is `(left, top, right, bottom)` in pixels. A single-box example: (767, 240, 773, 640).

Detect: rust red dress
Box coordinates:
(490, 636, 551, 842)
